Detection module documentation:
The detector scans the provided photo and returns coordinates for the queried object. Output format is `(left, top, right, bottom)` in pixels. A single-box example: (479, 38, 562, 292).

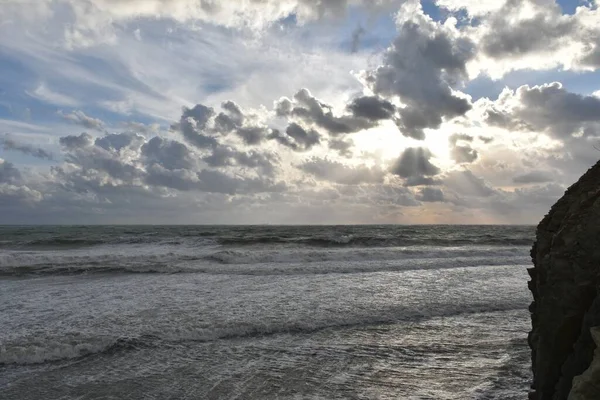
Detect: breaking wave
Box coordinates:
(0, 246, 529, 277)
(0, 306, 525, 366)
(217, 235, 533, 247)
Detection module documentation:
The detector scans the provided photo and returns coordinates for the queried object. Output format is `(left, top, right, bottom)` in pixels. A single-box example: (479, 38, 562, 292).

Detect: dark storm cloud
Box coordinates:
(276, 89, 377, 135)
(214, 101, 245, 134)
(175, 102, 270, 146)
(182, 104, 214, 128)
(366, 14, 475, 140)
(347, 96, 396, 121)
(268, 123, 321, 152)
(298, 158, 385, 185)
(59, 133, 94, 149)
(390, 147, 441, 178)
(236, 126, 269, 145)
(416, 187, 444, 202)
(0, 160, 21, 183)
(328, 137, 353, 157)
(54, 127, 286, 200)
(448, 133, 473, 145)
(485, 83, 600, 139)
(285, 123, 320, 148)
(172, 104, 219, 149)
(403, 175, 443, 187)
(141, 136, 194, 170)
(513, 170, 555, 184)
(58, 110, 105, 131)
(475, 0, 600, 69)
(484, 108, 535, 131)
(221, 101, 244, 124)
(1, 136, 54, 160)
(202, 145, 278, 176)
(481, 6, 576, 59)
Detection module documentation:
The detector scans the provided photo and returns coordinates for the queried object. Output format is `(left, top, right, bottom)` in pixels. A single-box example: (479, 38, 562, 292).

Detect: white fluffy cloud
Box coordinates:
(1, 0, 402, 48)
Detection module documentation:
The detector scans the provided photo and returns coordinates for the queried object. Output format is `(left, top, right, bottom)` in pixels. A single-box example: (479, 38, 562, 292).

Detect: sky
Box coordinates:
(1, 0, 600, 224)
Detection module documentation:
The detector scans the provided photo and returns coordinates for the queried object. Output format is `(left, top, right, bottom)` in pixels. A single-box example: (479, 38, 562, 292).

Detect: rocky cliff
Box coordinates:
(529, 161, 600, 400)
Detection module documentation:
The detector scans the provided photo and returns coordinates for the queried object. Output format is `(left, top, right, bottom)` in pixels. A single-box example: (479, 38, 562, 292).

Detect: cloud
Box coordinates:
(0, 160, 22, 184)
(298, 158, 386, 185)
(202, 145, 278, 176)
(365, 2, 475, 139)
(52, 126, 287, 201)
(276, 89, 378, 135)
(171, 104, 219, 149)
(390, 147, 441, 178)
(1, 136, 54, 160)
(26, 84, 80, 107)
(95, 132, 145, 152)
(0, 183, 43, 206)
(444, 170, 495, 198)
(403, 175, 443, 187)
(447, 133, 478, 164)
(59, 133, 95, 149)
(480, 3, 576, 60)
(351, 26, 366, 53)
(3, 0, 600, 224)
(347, 96, 396, 121)
(214, 101, 245, 133)
(236, 126, 269, 145)
(141, 136, 194, 171)
(58, 110, 106, 131)
(448, 133, 473, 146)
(416, 187, 444, 202)
(453, 0, 600, 76)
(3, 0, 402, 48)
(513, 170, 555, 184)
(484, 82, 600, 139)
(328, 137, 354, 157)
(267, 122, 322, 152)
(121, 121, 161, 135)
(451, 145, 478, 164)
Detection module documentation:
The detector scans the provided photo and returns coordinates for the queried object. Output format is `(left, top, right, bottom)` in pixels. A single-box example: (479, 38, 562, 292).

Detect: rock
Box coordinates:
(568, 327, 600, 400)
(529, 161, 600, 400)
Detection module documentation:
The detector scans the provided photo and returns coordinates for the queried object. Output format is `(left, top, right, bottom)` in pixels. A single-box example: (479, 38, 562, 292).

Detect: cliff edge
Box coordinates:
(529, 161, 600, 400)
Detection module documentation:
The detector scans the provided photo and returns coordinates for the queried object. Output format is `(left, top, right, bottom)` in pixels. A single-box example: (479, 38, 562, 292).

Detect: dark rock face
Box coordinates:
(529, 161, 600, 400)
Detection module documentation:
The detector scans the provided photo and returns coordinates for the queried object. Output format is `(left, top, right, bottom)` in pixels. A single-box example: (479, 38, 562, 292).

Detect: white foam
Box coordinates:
(0, 335, 117, 365)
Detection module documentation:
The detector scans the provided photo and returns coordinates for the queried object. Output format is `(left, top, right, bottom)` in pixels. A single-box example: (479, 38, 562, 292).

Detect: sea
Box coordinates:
(0, 225, 534, 399)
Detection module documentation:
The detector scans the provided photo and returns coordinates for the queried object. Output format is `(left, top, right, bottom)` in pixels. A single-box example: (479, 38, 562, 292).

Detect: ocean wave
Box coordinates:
(0, 255, 529, 277)
(204, 246, 527, 265)
(0, 249, 206, 276)
(0, 306, 525, 366)
(0, 243, 529, 277)
(190, 256, 530, 276)
(0, 334, 157, 366)
(0, 236, 215, 250)
(216, 235, 534, 247)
